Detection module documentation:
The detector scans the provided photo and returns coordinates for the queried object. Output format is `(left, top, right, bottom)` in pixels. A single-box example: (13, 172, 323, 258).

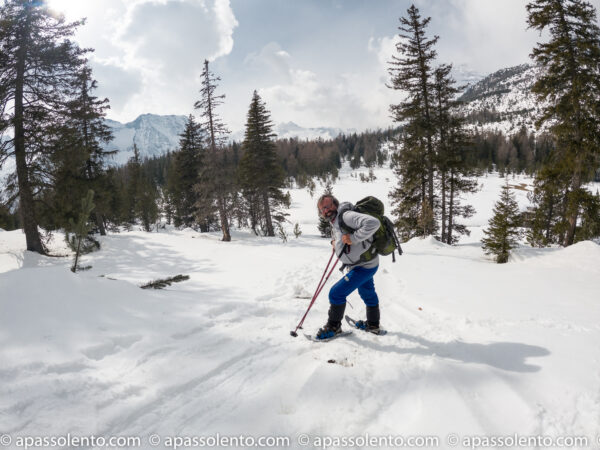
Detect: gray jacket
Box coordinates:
(331, 202, 380, 270)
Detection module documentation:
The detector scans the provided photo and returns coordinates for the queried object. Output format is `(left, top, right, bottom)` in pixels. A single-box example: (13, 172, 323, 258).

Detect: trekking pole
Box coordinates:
(290, 249, 335, 337)
(290, 246, 345, 337)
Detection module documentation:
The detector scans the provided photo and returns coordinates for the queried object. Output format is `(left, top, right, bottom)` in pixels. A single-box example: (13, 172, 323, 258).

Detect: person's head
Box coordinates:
(317, 194, 339, 220)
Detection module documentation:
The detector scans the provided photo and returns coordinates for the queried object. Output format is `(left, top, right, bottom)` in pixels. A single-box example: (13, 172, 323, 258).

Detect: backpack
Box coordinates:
(338, 196, 403, 263)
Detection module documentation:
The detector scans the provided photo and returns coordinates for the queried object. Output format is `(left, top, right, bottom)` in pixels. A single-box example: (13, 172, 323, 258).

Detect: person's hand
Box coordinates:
(341, 234, 352, 245)
(330, 239, 335, 248)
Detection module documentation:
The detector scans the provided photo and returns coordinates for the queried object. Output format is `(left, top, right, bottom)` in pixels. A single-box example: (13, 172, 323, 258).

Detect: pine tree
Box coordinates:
(575, 189, 600, 241)
(124, 144, 142, 224)
(49, 67, 114, 235)
(68, 189, 95, 273)
(526, 0, 600, 246)
(432, 64, 478, 244)
(238, 91, 286, 237)
(293, 223, 302, 238)
(0, 0, 88, 254)
(388, 4, 438, 237)
(526, 163, 570, 246)
(137, 176, 159, 232)
(482, 182, 522, 263)
(317, 182, 333, 238)
(389, 130, 427, 240)
(67, 67, 114, 234)
(168, 115, 204, 228)
(193, 60, 233, 241)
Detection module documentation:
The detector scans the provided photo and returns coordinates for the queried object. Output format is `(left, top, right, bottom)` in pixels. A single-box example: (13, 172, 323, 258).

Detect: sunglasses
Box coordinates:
(319, 202, 334, 214)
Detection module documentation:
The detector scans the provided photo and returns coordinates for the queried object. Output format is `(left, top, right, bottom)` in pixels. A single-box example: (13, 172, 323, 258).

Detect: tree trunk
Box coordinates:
(544, 199, 554, 243)
(14, 15, 45, 254)
(217, 195, 231, 241)
(448, 169, 455, 245)
(94, 212, 106, 236)
(563, 171, 581, 246)
(262, 191, 274, 237)
(441, 170, 447, 243)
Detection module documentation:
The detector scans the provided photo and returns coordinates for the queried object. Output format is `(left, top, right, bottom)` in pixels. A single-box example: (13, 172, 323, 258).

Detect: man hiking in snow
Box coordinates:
(316, 194, 381, 340)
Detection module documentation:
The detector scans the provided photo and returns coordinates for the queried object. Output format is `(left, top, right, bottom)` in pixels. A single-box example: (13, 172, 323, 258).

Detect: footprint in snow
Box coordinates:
(82, 335, 142, 361)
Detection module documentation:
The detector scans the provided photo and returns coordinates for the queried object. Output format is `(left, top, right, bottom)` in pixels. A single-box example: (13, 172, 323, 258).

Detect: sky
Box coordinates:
(45, 0, 600, 134)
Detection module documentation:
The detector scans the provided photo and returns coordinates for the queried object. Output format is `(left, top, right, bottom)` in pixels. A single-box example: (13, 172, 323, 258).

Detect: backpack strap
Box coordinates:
(337, 207, 355, 235)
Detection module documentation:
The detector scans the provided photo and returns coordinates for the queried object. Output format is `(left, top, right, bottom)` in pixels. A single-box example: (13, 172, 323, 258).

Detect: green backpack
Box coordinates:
(338, 196, 403, 263)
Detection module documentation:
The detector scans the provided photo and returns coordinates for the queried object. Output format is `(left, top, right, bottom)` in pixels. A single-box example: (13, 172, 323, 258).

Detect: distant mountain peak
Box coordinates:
(104, 114, 187, 165)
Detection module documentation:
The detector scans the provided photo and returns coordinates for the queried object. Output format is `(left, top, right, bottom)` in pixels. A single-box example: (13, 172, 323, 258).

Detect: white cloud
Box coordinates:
(432, 0, 540, 73)
(259, 66, 395, 130)
(61, 0, 238, 122)
(368, 35, 399, 69)
(244, 42, 292, 82)
(120, 0, 238, 76)
(89, 59, 143, 112)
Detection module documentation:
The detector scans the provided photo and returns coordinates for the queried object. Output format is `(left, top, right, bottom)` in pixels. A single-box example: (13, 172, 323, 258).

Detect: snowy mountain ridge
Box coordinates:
(458, 64, 547, 135)
(105, 115, 350, 165)
(104, 114, 188, 166)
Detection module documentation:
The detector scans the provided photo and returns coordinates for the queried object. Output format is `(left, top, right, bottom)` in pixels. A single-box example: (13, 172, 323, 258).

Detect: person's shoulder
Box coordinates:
(338, 201, 353, 211)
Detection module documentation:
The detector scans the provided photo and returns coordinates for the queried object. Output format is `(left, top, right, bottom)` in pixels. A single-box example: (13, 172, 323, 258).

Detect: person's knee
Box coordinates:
(329, 286, 347, 305)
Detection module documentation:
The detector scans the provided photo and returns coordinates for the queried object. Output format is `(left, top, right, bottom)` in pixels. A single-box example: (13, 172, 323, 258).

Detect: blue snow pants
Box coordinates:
(329, 265, 379, 307)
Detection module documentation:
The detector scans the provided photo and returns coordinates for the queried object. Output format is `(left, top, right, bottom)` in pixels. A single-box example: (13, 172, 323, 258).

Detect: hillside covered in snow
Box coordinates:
(1, 164, 600, 449)
(458, 64, 546, 136)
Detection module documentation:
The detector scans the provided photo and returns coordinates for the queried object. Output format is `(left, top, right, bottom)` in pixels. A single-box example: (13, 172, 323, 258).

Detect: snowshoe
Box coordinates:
(304, 330, 352, 342)
(345, 315, 387, 336)
(305, 321, 352, 342)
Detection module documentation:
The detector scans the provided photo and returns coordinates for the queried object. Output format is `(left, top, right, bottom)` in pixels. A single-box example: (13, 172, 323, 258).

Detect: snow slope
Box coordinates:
(458, 64, 545, 136)
(1, 165, 600, 450)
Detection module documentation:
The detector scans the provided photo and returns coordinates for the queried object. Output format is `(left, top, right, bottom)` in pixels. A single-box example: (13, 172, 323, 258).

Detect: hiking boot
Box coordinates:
(354, 319, 380, 334)
(328, 303, 346, 323)
(366, 305, 380, 324)
(315, 321, 342, 340)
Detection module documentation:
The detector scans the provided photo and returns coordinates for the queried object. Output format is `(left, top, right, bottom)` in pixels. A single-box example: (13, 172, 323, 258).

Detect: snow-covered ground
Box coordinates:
(1, 165, 600, 450)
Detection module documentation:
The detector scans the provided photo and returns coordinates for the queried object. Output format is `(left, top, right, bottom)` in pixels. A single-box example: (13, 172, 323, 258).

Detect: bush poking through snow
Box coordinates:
(277, 223, 288, 243)
(293, 223, 302, 238)
(140, 275, 190, 289)
(67, 190, 97, 273)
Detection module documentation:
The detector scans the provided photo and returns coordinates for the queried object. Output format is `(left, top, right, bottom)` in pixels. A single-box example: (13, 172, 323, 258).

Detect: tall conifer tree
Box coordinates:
(238, 91, 286, 237)
(0, 0, 88, 254)
(433, 64, 478, 244)
(51, 67, 114, 235)
(388, 4, 438, 238)
(168, 115, 204, 228)
(194, 60, 233, 241)
(527, 0, 600, 246)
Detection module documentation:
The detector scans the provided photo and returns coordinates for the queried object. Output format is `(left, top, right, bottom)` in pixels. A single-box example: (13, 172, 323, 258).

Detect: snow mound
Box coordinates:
(542, 240, 600, 271)
(514, 240, 600, 273)
(402, 235, 450, 251)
